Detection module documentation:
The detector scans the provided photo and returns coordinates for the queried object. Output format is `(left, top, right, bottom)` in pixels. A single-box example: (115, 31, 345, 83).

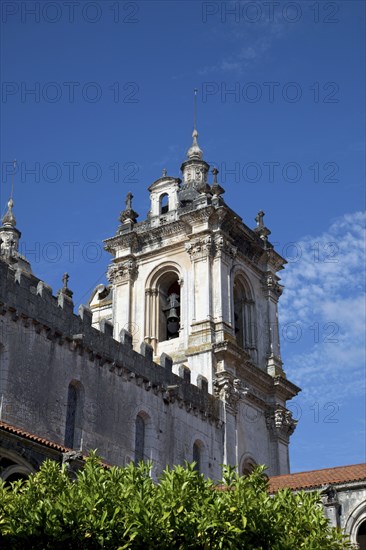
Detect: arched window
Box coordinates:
(193, 442, 201, 472)
(357, 520, 366, 550)
(242, 458, 257, 476)
(233, 276, 257, 355)
(160, 193, 169, 214)
(135, 414, 145, 464)
(0, 451, 34, 484)
(65, 381, 83, 449)
(145, 266, 182, 349)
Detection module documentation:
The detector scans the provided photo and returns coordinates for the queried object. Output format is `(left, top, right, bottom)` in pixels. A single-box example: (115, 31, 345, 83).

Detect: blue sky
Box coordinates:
(1, 0, 365, 472)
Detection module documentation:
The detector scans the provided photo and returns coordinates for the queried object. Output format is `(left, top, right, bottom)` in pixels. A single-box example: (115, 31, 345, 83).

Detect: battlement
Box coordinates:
(0, 258, 220, 422)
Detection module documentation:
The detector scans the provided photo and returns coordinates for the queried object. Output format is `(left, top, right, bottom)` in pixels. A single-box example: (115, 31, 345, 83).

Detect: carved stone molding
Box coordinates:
(213, 372, 245, 414)
(185, 235, 213, 260)
(262, 273, 283, 298)
(265, 406, 297, 438)
(266, 248, 286, 272)
(213, 234, 237, 260)
(104, 231, 139, 255)
(107, 258, 138, 284)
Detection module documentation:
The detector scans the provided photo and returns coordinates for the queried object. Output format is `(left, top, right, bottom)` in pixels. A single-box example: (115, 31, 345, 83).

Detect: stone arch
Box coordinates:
(240, 453, 258, 476)
(159, 193, 169, 214)
(357, 519, 366, 550)
(0, 448, 35, 484)
(192, 439, 205, 473)
(189, 434, 209, 476)
(134, 409, 153, 464)
(232, 270, 257, 356)
(145, 262, 183, 349)
(345, 500, 366, 546)
(64, 380, 84, 450)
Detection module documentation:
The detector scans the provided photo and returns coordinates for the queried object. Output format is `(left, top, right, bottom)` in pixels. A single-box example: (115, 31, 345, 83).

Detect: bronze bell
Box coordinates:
(165, 293, 180, 337)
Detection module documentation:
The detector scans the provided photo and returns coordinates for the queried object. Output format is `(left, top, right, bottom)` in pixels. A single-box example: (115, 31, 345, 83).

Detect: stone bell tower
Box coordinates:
(0, 196, 32, 273)
(90, 120, 300, 475)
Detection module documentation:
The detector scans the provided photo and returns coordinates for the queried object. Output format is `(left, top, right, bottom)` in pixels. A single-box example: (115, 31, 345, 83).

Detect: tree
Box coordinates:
(0, 453, 351, 549)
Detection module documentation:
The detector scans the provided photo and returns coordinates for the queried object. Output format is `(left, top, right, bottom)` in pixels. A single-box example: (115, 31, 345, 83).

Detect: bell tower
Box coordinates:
(90, 107, 300, 475)
(0, 163, 32, 273)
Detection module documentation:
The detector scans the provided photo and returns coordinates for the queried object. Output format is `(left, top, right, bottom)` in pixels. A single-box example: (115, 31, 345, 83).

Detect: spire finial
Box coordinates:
(118, 191, 139, 227)
(10, 159, 16, 200)
(62, 272, 70, 290)
(255, 210, 265, 229)
(187, 88, 203, 160)
(193, 88, 198, 131)
(2, 198, 16, 228)
(254, 210, 271, 243)
(58, 272, 73, 299)
(2, 160, 17, 228)
(211, 167, 225, 197)
(125, 192, 133, 210)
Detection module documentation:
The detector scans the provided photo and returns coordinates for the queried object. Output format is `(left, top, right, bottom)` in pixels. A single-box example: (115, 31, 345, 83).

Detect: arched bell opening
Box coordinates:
(145, 264, 182, 350)
(160, 193, 169, 215)
(159, 275, 181, 342)
(233, 275, 257, 358)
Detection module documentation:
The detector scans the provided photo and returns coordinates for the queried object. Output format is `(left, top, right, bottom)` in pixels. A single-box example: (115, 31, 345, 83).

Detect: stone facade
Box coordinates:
(0, 127, 300, 481)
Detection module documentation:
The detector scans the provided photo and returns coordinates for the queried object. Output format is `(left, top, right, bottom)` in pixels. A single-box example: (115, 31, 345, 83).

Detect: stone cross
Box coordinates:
(62, 273, 70, 289)
(125, 192, 133, 210)
(255, 210, 265, 229)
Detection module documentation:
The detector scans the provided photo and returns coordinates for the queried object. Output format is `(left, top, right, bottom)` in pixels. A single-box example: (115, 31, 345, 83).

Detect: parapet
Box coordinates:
(0, 258, 220, 421)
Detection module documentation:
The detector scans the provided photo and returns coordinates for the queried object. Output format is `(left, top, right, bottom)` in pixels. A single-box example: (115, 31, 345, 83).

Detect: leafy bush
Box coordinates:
(0, 453, 351, 549)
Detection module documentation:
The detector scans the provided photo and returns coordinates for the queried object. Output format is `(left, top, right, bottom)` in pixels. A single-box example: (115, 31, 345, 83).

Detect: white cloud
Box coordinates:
(198, 3, 294, 75)
(279, 212, 366, 404)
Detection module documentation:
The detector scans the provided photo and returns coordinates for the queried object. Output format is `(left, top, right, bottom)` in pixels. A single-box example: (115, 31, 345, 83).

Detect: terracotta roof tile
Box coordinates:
(269, 463, 366, 492)
(0, 420, 71, 453)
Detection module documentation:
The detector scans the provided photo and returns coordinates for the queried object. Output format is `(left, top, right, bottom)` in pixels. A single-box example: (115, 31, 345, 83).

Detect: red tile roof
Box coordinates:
(0, 420, 71, 453)
(269, 463, 366, 492)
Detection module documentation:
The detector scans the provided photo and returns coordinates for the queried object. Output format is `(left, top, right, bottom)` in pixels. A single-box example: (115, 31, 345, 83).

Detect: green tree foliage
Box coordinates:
(0, 453, 351, 549)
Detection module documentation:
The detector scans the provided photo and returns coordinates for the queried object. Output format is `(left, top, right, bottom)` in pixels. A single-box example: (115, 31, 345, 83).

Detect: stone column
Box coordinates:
(185, 235, 214, 348)
(265, 405, 296, 475)
(212, 234, 237, 340)
(213, 371, 241, 468)
(144, 288, 152, 344)
(150, 289, 158, 351)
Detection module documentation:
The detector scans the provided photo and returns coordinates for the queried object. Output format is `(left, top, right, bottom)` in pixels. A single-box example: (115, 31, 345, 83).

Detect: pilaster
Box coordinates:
(262, 272, 284, 376)
(107, 257, 138, 339)
(265, 405, 297, 475)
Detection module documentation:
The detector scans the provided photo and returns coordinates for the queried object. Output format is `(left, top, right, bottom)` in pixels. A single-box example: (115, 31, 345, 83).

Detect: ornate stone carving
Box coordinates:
(262, 273, 283, 297)
(119, 192, 139, 225)
(213, 372, 248, 414)
(185, 235, 213, 260)
(213, 234, 237, 259)
(254, 210, 271, 243)
(265, 406, 297, 437)
(107, 258, 138, 284)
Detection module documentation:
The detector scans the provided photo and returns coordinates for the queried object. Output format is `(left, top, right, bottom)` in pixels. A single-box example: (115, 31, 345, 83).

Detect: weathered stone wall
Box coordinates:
(0, 259, 223, 479)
